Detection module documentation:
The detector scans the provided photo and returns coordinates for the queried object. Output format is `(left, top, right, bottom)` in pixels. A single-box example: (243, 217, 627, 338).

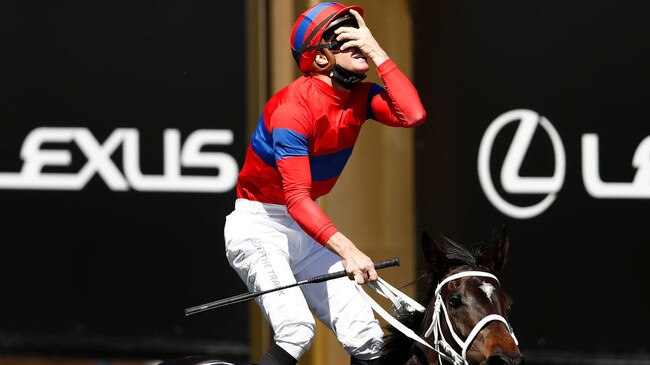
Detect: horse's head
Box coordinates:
(419, 227, 523, 365)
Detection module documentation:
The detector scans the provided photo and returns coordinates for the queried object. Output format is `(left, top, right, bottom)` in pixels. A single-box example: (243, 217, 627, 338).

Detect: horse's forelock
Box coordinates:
(418, 236, 484, 302)
(441, 236, 478, 267)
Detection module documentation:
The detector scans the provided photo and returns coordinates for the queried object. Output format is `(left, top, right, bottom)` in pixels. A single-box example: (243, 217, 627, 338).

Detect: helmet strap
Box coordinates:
(329, 64, 367, 89)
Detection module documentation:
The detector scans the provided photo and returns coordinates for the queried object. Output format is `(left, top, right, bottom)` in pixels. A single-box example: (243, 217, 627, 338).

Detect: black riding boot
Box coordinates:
(258, 344, 297, 365)
(350, 356, 384, 365)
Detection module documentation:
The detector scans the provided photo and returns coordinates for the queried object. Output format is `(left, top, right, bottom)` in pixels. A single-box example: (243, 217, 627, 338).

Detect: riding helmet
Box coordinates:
(290, 2, 364, 74)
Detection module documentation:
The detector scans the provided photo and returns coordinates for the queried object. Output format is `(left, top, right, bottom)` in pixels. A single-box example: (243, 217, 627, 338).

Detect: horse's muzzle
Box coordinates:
(486, 353, 525, 365)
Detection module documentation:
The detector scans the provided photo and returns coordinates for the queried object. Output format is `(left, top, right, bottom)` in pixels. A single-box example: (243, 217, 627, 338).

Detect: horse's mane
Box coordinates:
(383, 235, 489, 364)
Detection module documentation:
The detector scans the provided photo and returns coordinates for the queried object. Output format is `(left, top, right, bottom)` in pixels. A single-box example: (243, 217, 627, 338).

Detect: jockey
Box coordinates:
(224, 2, 426, 365)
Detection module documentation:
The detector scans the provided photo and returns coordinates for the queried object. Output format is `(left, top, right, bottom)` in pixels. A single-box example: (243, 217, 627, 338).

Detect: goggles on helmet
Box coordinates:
(323, 14, 359, 52)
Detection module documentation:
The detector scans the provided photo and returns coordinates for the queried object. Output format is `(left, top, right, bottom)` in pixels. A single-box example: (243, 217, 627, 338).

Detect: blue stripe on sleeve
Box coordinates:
(273, 128, 309, 160)
(250, 115, 277, 168)
(366, 83, 385, 121)
(310, 147, 353, 181)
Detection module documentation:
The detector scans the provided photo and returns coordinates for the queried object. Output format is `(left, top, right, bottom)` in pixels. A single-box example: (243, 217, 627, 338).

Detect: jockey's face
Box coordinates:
(332, 46, 369, 75)
(325, 20, 370, 75)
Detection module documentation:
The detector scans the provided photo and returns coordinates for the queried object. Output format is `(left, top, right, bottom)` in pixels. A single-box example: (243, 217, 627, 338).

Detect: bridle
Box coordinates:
(356, 270, 518, 365)
(423, 271, 519, 365)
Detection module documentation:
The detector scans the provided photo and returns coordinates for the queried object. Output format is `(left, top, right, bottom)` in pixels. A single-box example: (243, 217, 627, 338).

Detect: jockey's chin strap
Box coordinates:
(355, 271, 518, 365)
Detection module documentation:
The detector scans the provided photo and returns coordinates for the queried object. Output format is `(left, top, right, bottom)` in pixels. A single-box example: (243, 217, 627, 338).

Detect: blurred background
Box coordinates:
(0, 1, 648, 365)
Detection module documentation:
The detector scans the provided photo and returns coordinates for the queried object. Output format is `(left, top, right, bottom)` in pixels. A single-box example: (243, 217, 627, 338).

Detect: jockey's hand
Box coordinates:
(334, 9, 389, 67)
(325, 231, 378, 285)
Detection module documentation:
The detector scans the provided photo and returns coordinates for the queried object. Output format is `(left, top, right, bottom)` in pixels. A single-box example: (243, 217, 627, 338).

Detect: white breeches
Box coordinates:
(224, 199, 384, 360)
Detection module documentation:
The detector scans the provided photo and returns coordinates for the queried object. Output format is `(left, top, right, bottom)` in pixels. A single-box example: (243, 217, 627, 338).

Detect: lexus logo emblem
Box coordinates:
(478, 109, 566, 219)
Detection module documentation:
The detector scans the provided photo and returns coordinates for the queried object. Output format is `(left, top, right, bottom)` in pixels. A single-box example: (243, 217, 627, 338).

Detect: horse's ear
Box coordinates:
(421, 230, 448, 275)
(483, 225, 509, 273)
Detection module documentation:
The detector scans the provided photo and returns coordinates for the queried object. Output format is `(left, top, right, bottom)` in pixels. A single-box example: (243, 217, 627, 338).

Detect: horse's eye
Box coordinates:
(448, 293, 462, 308)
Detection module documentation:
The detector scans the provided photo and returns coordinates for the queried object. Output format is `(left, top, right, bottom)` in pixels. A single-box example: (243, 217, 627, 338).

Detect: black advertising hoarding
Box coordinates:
(414, 1, 649, 363)
(0, 1, 247, 360)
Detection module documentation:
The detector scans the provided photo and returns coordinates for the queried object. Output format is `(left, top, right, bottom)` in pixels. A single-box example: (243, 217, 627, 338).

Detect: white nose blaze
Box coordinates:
(479, 281, 496, 304)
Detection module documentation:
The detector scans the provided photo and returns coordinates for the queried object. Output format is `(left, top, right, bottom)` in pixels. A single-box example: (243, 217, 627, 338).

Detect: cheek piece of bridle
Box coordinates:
(424, 271, 519, 365)
(356, 271, 518, 365)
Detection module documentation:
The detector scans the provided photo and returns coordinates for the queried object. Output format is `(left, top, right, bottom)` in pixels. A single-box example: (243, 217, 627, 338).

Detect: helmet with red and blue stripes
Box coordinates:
(290, 2, 364, 74)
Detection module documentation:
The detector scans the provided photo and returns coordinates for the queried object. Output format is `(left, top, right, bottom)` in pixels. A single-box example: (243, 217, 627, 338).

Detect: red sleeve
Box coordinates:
(270, 104, 338, 245)
(370, 59, 427, 127)
(277, 156, 338, 245)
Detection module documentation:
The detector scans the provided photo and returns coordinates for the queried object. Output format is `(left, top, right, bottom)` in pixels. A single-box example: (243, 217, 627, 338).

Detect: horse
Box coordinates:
(160, 227, 523, 365)
(382, 227, 524, 365)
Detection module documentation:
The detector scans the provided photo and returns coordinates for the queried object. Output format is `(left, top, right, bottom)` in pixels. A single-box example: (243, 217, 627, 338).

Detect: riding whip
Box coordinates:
(185, 257, 400, 316)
